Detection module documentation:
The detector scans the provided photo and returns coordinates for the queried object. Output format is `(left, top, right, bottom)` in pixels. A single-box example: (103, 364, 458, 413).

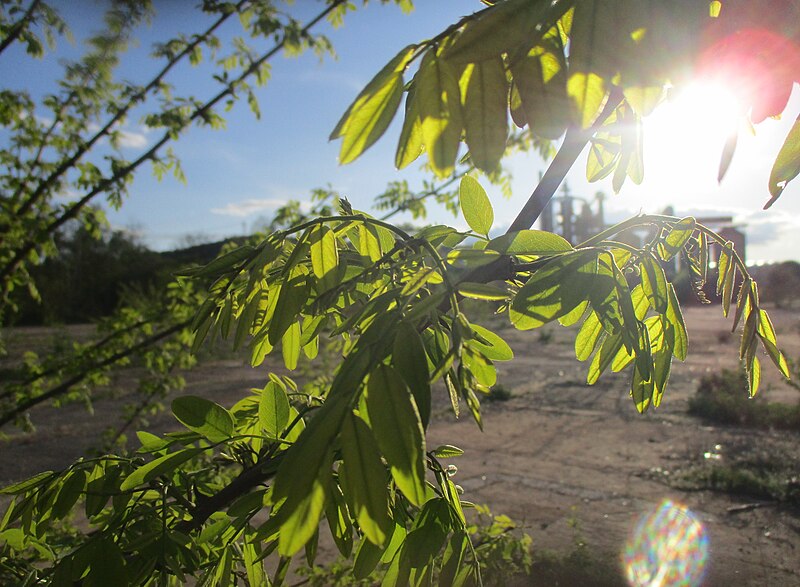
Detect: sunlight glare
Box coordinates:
(637, 81, 746, 201)
(622, 499, 709, 587)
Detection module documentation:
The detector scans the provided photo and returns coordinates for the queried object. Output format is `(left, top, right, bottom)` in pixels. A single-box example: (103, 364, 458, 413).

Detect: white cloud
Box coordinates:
(117, 129, 148, 149)
(211, 198, 309, 217)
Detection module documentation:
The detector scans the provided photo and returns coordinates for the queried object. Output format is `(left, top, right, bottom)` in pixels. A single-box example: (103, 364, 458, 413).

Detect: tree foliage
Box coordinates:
(1, 1, 798, 585)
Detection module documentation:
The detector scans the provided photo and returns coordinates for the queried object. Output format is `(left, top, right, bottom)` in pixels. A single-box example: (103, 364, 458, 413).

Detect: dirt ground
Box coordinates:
(1, 305, 799, 586)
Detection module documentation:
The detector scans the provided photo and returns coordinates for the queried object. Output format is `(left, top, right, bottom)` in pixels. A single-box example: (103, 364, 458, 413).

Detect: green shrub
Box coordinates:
(688, 369, 800, 430)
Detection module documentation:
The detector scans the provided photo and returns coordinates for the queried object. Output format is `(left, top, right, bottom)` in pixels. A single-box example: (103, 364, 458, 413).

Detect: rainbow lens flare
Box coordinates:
(622, 499, 709, 587)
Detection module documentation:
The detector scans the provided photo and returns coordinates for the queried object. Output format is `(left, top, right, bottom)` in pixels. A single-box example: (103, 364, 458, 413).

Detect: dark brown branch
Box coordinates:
(0, 0, 42, 57)
(0, 320, 189, 428)
(508, 87, 624, 233)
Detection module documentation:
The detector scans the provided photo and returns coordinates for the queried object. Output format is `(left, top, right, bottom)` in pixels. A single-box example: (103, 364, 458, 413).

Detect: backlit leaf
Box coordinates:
(457, 282, 508, 301)
(766, 114, 800, 208)
(310, 225, 339, 292)
(466, 323, 513, 361)
(510, 30, 570, 140)
(487, 229, 572, 255)
(273, 396, 348, 556)
(461, 58, 508, 172)
(332, 45, 415, 164)
(258, 381, 290, 438)
(340, 413, 392, 546)
(172, 395, 234, 443)
(120, 448, 203, 491)
(366, 365, 427, 507)
(393, 323, 432, 429)
(417, 50, 463, 177)
(459, 175, 493, 236)
(640, 254, 668, 314)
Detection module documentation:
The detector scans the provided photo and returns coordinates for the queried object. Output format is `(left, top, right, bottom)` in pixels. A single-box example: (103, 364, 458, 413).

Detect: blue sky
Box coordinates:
(4, 1, 800, 263)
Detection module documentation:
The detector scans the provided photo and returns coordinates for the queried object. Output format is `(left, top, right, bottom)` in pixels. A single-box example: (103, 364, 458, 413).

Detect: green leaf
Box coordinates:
(395, 84, 425, 170)
(282, 321, 301, 370)
(393, 323, 432, 429)
(587, 332, 623, 385)
(340, 413, 392, 546)
(325, 481, 354, 558)
(432, 445, 464, 458)
(1, 471, 54, 495)
(465, 323, 513, 361)
(310, 225, 339, 292)
(575, 311, 604, 361)
(665, 284, 688, 361)
(120, 448, 202, 492)
(259, 381, 290, 438)
(459, 175, 493, 236)
(332, 45, 415, 164)
(172, 395, 234, 443)
(767, 115, 800, 208)
(510, 250, 596, 330)
(660, 217, 695, 260)
(460, 58, 508, 172)
(52, 469, 87, 520)
(457, 282, 508, 301)
(631, 361, 655, 414)
(510, 30, 570, 140)
(268, 266, 309, 345)
(747, 355, 762, 397)
(354, 535, 385, 580)
(179, 245, 255, 278)
(487, 229, 572, 255)
(366, 365, 427, 507)
(85, 538, 129, 587)
(756, 309, 790, 378)
(640, 254, 668, 314)
(417, 49, 463, 177)
(273, 396, 348, 556)
(439, 531, 468, 587)
(443, 0, 559, 64)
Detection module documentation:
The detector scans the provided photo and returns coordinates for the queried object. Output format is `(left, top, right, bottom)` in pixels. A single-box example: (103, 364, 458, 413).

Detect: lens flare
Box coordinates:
(622, 499, 709, 587)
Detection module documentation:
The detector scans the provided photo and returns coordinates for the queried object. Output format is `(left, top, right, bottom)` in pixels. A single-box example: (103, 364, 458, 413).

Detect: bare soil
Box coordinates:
(2, 306, 799, 586)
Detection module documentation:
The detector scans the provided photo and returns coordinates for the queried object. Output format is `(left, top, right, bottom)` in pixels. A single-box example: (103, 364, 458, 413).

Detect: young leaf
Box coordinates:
(487, 229, 572, 255)
(465, 323, 513, 361)
(281, 321, 301, 370)
(258, 381, 290, 438)
(172, 395, 234, 443)
(766, 114, 800, 208)
(659, 217, 695, 260)
(272, 396, 348, 557)
(665, 284, 688, 361)
(340, 413, 392, 546)
(460, 58, 509, 172)
(510, 250, 596, 330)
(393, 323, 432, 429)
(365, 365, 427, 507)
(457, 282, 508, 301)
(417, 49, 463, 177)
(459, 175, 493, 236)
(640, 254, 668, 314)
(575, 311, 604, 361)
(309, 224, 339, 292)
(332, 45, 415, 164)
(120, 448, 203, 492)
(510, 31, 570, 140)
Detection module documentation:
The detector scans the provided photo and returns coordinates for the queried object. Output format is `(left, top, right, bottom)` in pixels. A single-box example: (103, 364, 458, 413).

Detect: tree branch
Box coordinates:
(0, 320, 189, 429)
(12, 1, 245, 219)
(0, 0, 42, 57)
(508, 86, 624, 232)
(0, 0, 347, 301)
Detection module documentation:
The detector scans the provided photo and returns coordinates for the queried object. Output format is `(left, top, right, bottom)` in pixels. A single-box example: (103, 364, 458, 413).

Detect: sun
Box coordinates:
(640, 80, 746, 194)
